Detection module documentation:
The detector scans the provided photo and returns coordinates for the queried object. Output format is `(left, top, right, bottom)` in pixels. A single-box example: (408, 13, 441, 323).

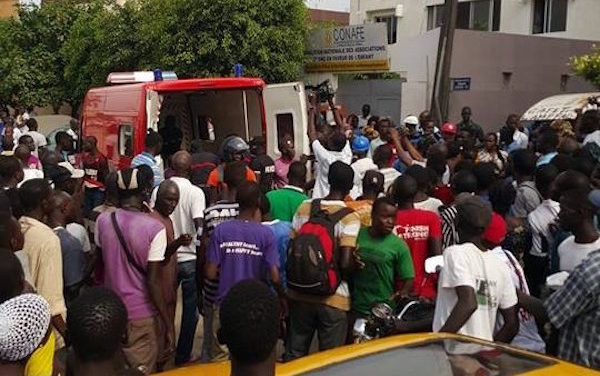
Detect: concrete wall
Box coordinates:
(447, 29, 597, 131)
(388, 28, 440, 120)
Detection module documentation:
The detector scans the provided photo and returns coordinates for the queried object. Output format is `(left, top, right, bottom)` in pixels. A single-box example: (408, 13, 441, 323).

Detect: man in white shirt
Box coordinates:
(23, 118, 47, 152)
(433, 196, 518, 343)
(358, 104, 371, 128)
(307, 98, 352, 199)
(525, 164, 560, 297)
(557, 188, 600, 272)
(349, 135, 377, 199)
(372, 144, 400, 194)
(153, 151, 205, 365)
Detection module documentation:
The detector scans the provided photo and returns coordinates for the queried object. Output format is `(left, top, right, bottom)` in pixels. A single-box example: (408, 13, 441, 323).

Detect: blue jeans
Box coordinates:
(175, 260, 199, 365)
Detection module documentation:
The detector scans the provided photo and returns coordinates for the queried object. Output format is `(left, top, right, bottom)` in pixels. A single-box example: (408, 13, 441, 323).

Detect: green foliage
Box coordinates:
(572, 45, 600, 90)
(0, 0, 309, 110)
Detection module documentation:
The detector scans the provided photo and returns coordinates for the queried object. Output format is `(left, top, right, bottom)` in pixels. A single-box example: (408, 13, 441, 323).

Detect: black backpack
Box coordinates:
(286, 200, 353, 296)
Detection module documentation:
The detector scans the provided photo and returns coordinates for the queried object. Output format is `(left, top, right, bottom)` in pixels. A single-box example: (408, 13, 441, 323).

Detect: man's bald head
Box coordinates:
(50, 190, 71, 206)
(551, 170, 590, 202)
(14, 145, 30, 163)
(155, 179, 180, 216)
(157, 179, 178, 198)
(172, 151, 192, 176)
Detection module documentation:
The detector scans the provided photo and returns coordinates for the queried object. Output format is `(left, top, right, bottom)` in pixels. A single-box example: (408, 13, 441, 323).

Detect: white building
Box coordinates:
(351, 0, 600, 42)
(341, 0, 600, 129)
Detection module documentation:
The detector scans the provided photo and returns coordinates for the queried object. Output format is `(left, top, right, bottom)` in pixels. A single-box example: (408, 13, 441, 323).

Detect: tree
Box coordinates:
(4, 1, 85, 111)
(62, 0, 141, 111)
(572, 46, 600, 90)
(134, 0, 308, 82)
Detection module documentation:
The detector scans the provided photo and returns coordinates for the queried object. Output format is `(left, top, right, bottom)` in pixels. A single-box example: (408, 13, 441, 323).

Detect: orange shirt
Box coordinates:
(345, 199, 374, 227)
(206, 165, 256, 187)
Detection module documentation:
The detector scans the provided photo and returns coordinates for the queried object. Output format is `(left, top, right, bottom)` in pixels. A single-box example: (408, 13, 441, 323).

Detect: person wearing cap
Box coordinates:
(249, 136, 275, 194)
(476, 132, 508, 172)
(50, 161, 85, 194)
(403, 115, 422, 147)
(349, 135, 376, 200)
(352, 197, 414, 324)
(441, 122, 458, 143)
(18, 179, 67, 347)
(457, 106, 484, 143)
(346, 170, 385, 227)
(432, 195, 519, 343)
(0, 294, 54, 376)
(95, 167, 172, 372)
(484, 213, 546, 353)
(274, 134, 295, 189)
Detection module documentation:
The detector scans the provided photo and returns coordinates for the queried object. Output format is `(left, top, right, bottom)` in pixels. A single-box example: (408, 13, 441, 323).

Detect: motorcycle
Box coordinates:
(353, 256, 443, 343)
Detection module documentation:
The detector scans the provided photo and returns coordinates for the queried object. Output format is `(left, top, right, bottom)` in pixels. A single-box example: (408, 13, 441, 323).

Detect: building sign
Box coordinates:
(306, 24, 390, 73)
(451, 77, 471, 91)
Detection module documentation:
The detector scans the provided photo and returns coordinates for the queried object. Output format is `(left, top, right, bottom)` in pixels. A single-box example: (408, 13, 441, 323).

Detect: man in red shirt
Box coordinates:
(392, 174, 442, 301)
(81, 136, 109, 216)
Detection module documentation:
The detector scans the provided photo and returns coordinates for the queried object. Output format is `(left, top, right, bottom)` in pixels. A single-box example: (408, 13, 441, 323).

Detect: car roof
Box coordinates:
(157, 333, 597, 376)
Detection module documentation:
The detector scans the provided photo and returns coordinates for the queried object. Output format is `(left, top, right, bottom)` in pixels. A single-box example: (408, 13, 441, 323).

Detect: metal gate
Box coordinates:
(336, 79, 404, 123)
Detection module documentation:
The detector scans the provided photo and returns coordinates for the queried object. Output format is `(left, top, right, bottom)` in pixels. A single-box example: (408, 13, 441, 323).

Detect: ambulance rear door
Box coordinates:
(263, 82, 308, 160)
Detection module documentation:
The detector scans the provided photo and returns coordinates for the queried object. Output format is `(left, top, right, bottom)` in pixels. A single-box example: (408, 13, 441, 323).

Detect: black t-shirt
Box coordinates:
(250, 154, 275, 193)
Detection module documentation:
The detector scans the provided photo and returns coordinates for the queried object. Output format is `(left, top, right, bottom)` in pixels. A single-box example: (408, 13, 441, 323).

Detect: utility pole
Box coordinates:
(431, 0, 458, 124)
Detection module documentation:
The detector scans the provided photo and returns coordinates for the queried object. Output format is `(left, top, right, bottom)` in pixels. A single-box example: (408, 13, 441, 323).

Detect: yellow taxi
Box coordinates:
(158, 332, 599, 375)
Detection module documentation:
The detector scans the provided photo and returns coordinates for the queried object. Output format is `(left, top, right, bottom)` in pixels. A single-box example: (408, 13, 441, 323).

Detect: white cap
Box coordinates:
(403, 116, 419, 126)
(0, 294, 51, 361)
(58, 162, 85, 179)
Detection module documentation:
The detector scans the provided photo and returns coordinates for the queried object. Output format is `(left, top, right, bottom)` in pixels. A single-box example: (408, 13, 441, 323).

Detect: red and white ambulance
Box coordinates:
(80, 71, 309, 169)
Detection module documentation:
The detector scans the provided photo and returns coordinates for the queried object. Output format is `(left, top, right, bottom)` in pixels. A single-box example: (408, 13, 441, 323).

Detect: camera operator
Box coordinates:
(306, 85, 352, 199)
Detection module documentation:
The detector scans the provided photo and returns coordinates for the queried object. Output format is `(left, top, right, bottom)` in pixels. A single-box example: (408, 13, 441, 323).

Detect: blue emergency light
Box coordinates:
(234, 63, 244, 77)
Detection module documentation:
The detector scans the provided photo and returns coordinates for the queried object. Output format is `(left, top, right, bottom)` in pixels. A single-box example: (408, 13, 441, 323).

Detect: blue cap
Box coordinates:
(352, 135, 370, 153)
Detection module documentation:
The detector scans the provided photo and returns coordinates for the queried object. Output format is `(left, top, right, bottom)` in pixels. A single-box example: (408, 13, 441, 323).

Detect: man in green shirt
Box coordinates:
(352, 197, 415, 317)
(457, 106, 484, 143)
(266, 161, 308, 222)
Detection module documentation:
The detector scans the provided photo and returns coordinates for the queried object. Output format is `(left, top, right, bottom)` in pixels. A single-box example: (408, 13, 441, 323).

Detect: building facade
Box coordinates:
(342, 0, 600, 129)
(351, 0, 600, 42)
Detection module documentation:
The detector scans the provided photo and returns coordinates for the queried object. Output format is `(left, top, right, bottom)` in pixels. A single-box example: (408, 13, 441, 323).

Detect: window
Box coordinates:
(374, 15, 397, 44)
(119, 124, 133, 157)
(427, 5, 445, 30)
(427, 0, 501, 32)
(276, 113, 294, 152)
(533, 0, 567, 34)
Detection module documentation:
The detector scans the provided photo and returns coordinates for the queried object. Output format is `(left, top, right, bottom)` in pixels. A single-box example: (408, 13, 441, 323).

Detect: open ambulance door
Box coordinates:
(263, 82, 308, 160)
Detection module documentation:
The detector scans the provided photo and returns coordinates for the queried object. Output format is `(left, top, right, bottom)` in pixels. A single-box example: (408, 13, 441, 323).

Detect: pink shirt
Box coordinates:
(274, 158, 292, 188)
(28, 154, 42, 170)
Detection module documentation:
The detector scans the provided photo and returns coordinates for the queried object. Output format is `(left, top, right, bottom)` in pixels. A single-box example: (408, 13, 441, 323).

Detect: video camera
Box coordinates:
(305, 80, 335, 103)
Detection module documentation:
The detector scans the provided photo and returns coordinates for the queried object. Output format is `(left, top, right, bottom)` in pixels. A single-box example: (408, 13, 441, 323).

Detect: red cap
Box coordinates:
(441, 122, 458, 135)
(483, 212, 507, 246)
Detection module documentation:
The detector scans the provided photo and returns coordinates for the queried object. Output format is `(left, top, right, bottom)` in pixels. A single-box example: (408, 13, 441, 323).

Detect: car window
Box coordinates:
(300, 339, 554, 376)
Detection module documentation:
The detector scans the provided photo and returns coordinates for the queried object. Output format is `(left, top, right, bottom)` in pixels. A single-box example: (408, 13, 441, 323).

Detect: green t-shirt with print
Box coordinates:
(352, 227, 415, 316)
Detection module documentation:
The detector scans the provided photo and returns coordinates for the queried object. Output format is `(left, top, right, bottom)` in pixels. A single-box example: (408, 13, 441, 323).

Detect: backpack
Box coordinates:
(286, 199, 353, 296)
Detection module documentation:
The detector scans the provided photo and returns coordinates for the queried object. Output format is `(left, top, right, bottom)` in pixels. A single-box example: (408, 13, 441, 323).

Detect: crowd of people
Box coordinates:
(1, 97, 600, 376)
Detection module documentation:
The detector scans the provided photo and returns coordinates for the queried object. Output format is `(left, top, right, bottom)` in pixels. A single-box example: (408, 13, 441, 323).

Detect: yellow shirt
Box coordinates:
(288, 200, 361, 311)
(25, 331, 55, 376)
(19, 216, 66, 318)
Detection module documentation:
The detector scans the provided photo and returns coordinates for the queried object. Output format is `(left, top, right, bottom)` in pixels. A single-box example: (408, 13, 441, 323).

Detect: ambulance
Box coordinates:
(80, 70, 309, 169)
